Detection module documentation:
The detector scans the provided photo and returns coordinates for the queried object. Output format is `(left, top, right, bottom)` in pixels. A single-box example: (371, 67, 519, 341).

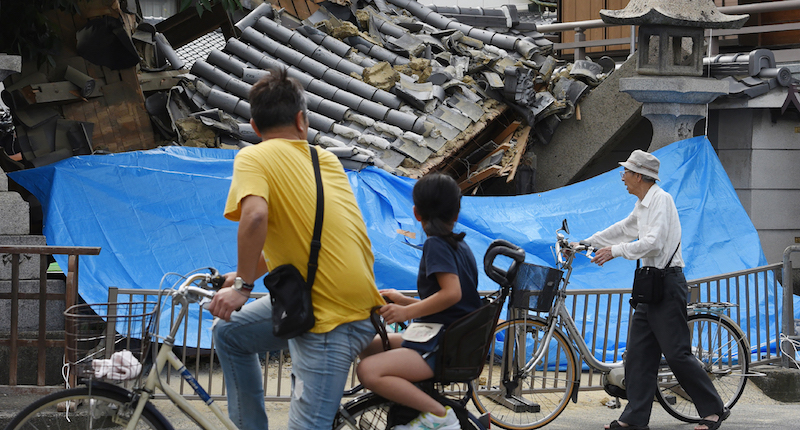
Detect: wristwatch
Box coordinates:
(233, 277, 254, 292)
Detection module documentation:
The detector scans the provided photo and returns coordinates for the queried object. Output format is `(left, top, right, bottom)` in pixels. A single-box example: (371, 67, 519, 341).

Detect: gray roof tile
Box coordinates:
(162, 1, 596, 176)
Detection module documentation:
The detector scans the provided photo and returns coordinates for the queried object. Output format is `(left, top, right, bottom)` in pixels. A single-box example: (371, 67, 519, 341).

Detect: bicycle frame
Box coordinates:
(511, 247, 752, 390)
(121, 274, 237, 430)
(471, 226, 755, 429)
(513, 249, 623, 380)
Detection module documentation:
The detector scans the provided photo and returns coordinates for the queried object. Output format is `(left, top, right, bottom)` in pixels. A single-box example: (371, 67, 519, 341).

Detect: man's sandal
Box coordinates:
(604, 420, 649, 430)
(695, 407, 731, 430)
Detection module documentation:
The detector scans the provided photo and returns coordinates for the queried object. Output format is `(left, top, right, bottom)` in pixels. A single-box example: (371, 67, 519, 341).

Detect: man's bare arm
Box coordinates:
(236, 195, 269, 284)
(208, 195, 268, 321)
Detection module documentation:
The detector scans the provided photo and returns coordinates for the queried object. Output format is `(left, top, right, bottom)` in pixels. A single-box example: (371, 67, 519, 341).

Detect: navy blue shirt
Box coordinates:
(416, 236, 481, 326)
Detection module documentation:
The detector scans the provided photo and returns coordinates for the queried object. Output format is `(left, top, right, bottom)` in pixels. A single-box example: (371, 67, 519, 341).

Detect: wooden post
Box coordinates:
(9, 254, 19, 386)
(37, 256, 48, 386)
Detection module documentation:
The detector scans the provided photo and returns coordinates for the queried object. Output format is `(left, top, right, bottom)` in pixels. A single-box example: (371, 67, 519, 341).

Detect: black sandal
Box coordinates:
(696, 407, 731, 430)
(604, 420, 649, 430)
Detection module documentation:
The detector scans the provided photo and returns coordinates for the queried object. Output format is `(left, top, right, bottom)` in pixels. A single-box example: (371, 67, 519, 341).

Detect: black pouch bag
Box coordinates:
(632, 266, 665, 304)
(263, 146, 324, 339)
(630, 243, 679, 306)
(264, 264, 315, 339)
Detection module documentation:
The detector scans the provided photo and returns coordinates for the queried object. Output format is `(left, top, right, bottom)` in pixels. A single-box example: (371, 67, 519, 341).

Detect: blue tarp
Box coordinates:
(9, 136, 799, 355)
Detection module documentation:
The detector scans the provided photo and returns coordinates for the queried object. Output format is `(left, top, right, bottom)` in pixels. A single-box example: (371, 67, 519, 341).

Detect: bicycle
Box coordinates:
(331, 239, 528, 430)
(6, 239, 525, 430)
(5, 268, 235, 430)
(470, 219, 752, 430)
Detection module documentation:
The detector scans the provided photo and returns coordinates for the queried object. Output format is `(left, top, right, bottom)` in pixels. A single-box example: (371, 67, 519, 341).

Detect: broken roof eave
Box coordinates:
(709, 87, 792, 109)
(413, 99, 511, 178)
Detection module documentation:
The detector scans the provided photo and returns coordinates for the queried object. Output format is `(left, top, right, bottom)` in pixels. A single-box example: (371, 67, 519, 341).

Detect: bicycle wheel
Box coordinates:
(6, 383, 170, 430)
(332, 393, 483, 430)
(471, 318, 578, 429)
(656, 313, 750, 423)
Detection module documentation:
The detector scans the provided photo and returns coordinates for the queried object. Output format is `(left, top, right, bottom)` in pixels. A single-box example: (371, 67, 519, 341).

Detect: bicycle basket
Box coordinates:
(510, 263, 563, 312)
(64, 301, 157, 382)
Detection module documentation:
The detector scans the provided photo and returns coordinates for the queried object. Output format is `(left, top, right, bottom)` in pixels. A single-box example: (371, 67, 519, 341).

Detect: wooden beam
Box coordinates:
(493, 121, 521, 146)
(456, 124, 518, 183)
(276, 0, 299, 18)
(456, 142, 512, 185)
(458, 165, 502, 192)
(506, 126, 532, 183)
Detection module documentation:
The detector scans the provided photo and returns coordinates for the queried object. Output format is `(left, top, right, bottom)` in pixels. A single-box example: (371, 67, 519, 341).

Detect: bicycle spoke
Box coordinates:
(656, 314, 749, 423)
(472, 319, 576, 429)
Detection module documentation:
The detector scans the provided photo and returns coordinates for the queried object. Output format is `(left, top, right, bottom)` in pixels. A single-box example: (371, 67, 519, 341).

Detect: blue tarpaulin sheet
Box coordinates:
(9, 136, 799, 356)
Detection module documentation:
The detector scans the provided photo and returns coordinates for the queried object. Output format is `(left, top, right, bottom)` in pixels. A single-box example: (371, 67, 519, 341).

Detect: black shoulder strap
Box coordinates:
(307, 146, 324, 288)
(666, 242, 680, 269)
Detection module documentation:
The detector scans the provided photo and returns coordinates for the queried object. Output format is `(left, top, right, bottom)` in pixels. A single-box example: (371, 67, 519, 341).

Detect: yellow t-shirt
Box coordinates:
(224, 138, 384, 333)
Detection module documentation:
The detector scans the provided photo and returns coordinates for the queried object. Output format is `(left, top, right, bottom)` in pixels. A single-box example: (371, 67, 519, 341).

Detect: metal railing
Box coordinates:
(1, 247, 790, 397)
(100, 259, 786, 399)
(542, 0, 800, 61)
(687, 262, 785, 365)
(781, 245, 800, 367)
(0, 245, 101, 394)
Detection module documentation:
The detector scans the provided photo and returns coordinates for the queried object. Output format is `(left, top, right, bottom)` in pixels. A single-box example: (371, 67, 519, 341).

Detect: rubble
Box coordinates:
(0, 0, 610, 193)
(160, 0, 615, 189)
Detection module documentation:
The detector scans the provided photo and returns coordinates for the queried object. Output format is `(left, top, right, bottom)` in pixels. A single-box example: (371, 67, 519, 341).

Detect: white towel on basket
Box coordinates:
(92, 349, 142, 380)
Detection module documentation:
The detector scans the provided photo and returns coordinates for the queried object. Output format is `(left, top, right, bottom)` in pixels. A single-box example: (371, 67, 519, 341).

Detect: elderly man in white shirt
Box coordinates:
(583, 150, 729, 430)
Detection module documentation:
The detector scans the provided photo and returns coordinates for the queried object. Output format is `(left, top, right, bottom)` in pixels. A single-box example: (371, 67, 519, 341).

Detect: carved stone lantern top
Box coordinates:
(600, 0, 749, 76)
(600, 0, 748, 29)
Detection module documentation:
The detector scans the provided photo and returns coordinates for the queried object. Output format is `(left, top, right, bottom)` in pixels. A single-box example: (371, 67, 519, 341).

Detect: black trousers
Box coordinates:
(619, 268, 724, 426)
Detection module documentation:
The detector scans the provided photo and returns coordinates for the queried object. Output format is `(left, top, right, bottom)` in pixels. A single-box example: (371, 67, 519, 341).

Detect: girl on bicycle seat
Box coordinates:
(357, 173, 481, 430)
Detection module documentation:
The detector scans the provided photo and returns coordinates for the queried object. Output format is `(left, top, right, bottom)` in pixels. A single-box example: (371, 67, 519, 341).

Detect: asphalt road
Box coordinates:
(543, 393, 794, 430)
(1, 381, 795, 429)
(155, 384, 798, 429)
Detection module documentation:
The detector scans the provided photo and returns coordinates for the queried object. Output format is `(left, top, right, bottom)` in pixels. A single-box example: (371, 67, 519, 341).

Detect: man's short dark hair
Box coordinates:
(249, 67, 307, 133)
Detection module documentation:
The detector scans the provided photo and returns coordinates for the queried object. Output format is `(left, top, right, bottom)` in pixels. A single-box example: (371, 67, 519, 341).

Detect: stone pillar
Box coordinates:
(0, 171, 57, 332)
(600, 0, 747, 150)
(0, 168, 47, 282)
(1, 168, 67, 386)
(619, 76, 729, 151)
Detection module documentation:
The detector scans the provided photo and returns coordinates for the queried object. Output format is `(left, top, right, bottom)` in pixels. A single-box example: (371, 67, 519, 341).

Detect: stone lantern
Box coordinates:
(599, 0, 748, 150)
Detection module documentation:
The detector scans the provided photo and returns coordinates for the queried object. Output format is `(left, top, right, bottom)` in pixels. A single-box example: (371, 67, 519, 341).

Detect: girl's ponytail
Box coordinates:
(444, 231, 466, 250)
(425, 218, 466, 249)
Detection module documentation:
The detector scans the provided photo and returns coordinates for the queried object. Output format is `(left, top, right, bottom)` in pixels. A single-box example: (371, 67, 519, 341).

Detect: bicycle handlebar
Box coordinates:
(555, 234, 596, 266)
(172, 272, 219, 304)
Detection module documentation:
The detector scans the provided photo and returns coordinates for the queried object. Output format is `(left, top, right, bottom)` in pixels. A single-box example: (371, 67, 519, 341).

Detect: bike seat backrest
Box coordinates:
(434, 295, 504, 384)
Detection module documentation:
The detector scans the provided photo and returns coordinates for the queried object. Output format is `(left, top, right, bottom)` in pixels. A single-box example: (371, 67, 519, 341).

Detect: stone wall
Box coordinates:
(1, 168, 67, 386)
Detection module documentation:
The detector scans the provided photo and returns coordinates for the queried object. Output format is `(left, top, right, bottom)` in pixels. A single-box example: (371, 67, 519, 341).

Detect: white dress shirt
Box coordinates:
(585, 184, 684, 269)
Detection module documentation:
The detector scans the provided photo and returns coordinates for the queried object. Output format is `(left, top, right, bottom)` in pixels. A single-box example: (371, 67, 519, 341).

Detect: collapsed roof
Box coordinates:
(157, 0, 613, 189)
(0, 0, 617, 193)
(3, 0, 797, 195)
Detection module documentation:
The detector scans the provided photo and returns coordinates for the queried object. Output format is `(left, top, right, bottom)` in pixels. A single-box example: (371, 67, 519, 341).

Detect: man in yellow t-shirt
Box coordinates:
(208, 67, 384, 430)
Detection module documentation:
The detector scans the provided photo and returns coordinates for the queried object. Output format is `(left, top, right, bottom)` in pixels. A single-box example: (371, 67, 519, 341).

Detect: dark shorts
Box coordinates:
(401, 330, 444, 372)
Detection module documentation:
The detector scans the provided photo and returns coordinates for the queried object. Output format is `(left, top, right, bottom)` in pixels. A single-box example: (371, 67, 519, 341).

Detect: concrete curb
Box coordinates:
(749, 364, 800, 403)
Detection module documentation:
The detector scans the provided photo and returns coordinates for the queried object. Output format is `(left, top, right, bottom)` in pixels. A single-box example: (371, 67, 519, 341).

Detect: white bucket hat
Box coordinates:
(619, 149, 660, 181)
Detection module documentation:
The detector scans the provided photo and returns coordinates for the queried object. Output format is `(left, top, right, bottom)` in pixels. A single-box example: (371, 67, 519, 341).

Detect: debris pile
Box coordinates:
(0, 0, 614, 192)
(166, 0, 613, 185)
